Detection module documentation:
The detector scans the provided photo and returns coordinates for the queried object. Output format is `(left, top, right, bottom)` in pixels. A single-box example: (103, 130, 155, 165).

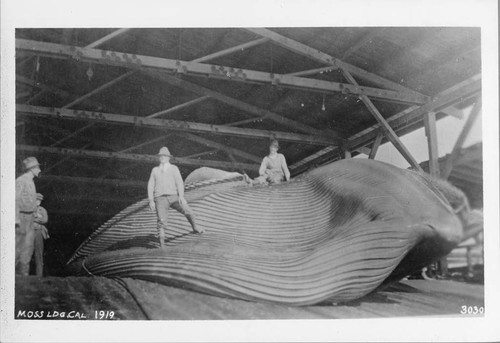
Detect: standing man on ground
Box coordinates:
(33, 193, 49, 277)
(148, 147, 204, 248)
(15, 156, 42, 275)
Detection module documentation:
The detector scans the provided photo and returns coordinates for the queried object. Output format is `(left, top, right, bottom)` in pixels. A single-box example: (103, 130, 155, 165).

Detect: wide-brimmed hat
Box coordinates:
(157, 147, 172, 157)
(36, 193, 44, 201)
(22, 157, 41, 171)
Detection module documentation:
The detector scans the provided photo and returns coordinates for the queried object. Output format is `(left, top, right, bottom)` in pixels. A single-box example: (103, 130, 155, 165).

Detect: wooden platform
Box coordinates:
(14, 276, 484, 320)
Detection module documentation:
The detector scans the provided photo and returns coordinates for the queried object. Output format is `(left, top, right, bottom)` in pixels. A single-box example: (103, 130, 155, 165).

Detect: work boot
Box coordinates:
(186, 214, 205, 234)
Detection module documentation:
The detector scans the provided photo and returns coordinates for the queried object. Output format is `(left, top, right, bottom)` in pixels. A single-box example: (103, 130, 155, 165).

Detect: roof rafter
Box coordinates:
(342, 29, 384, 60)
(146, 37, 268, 119)
(244, 28, 429, 100)
(290, 74, 481, 174)
(341, 67, 424, 172)
(191, 37, 269, 63)
(147, 96, 210, 118)
(24, 29, 131, 106)
(16, 104, 340, 146)
(180, 133, 262, 163)
(40, 174, 146, 188)
(15, 39, 428, 105)
(85, 28, 132, 49)
(62, 70, 136, 109)
(148, 71, 334, 137)
(17, 144, 260, 172)
(442, 97, 482, 179)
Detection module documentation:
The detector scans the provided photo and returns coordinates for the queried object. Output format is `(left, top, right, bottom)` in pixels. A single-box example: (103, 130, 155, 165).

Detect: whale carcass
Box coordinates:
(67, 159, 470, 306)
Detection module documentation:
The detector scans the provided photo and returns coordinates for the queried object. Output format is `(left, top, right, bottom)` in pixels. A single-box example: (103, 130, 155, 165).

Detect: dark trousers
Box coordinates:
(154, 194, 196, 244)
(33, 228, 44, 277)
(15, 212, 35, 275)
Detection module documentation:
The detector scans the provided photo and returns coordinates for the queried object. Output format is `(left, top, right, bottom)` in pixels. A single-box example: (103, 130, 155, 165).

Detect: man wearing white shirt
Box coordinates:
(147, 147, 204, 248)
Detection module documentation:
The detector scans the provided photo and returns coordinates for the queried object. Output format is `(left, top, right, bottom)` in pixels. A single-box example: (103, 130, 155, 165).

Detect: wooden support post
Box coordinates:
(343, 147, 351, 159)
(424, 111, 440, 177)
(368, 130, 384, 160)
(340, 68, 424, 172)
(442, 97, 482, 179)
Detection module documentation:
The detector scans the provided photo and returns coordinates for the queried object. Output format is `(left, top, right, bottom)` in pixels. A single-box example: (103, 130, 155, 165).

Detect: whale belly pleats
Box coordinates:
(69, 160, 463, 305)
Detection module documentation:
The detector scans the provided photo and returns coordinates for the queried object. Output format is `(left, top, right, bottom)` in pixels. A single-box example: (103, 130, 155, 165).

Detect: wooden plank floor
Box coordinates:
(14, 276, 484, 320)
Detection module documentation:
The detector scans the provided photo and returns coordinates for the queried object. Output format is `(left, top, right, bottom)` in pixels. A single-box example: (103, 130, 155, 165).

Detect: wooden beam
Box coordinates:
(340, 68, 424, 172)
(439, 106, 464, 119)
(291, 74, 481, 174)
(225, 117, 265, 126)
(40, 174, 148, 189)
(191, 37, 269, 63)
(368, 130, 384, 160)
(47, 194, 142, 204)
(20, 29, 131, 106)
(349, 75, 481, 151)
(16, 75, 105, 109)
(183, 149, 219, 159)
(343, 29, 383, 60)
(354, 146, 371, 155)
(181, 133, 262, 163)
(342, 148, 352, 159)
(49, 71, 137, 146)
(86, 28, 131, 49)
(17, 104, 339, 146)
(62, 70, 136, 109)
(442, 98, 482, 179)
(50, 123, 95, 147)
(448, 169, 483, 186)
(119, 135, 170, 153)
(17, 75, 71, 99)
(147, 96, 210, 118)
(149, 72, 336, 137)
(244, 28, 428, 101)
(287, 66, 337, 77)
(45, 208, 120, 217)
(424, 111, 440, 177)
(17, 144, 260, 172)
(16, 39, 428, 105)
(16, 91, 31, 100)
(44, 143, 92, 174)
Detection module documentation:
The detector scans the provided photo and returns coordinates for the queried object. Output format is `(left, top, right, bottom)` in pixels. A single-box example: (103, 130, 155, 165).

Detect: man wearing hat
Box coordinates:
(147, 147, 204, 248)
(15, 156, 42, 275)
(33, 193, 49, 277)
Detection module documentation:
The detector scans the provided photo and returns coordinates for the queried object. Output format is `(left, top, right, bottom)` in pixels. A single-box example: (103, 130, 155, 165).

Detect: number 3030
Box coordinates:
(461, 305, 484, 314)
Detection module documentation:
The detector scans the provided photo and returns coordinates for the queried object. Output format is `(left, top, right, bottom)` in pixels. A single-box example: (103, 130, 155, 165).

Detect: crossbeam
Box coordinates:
(290, 74, 481, 174)
(340, 68, 423, 172)
(16, 39, 428, 105)
(150, 71, 332, 136)
(181, 133, 262, 163)
(39, 174, 146, 189)
(244, 28, 428, 101)
(17, 144, 260, 172)
(442, 97, 482, 179)
(16, 104, 339, 146)
(349, 75, 482, 151)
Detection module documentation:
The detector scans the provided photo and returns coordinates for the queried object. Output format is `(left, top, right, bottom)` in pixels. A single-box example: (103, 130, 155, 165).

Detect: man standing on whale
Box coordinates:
(147, 147, 204, 248)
